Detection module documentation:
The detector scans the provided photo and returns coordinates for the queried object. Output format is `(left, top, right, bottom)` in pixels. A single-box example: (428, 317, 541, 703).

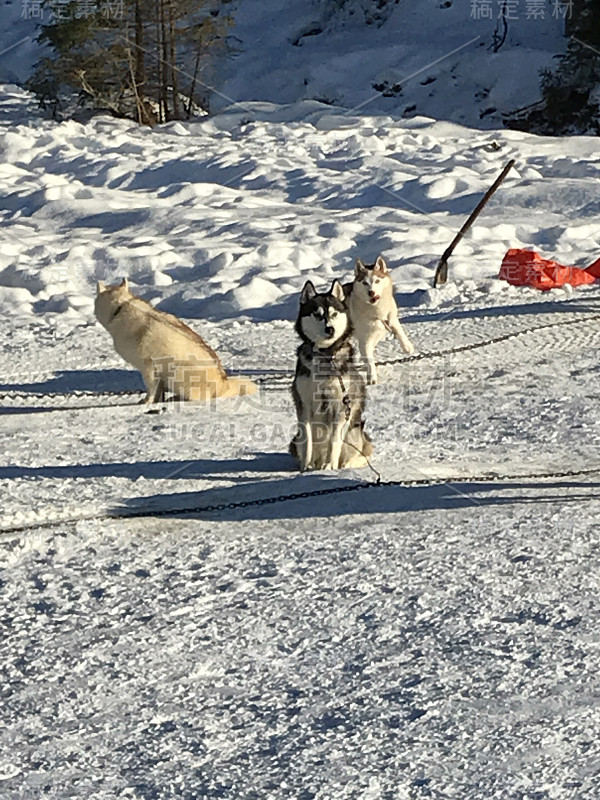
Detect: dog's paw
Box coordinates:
(403, 342, 416, 355)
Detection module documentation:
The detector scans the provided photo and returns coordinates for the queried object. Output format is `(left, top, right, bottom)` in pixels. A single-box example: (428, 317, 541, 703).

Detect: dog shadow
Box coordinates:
(0, 452, 296, 482)
(0, 368, 143, 394)
(113, 474, 597, 522)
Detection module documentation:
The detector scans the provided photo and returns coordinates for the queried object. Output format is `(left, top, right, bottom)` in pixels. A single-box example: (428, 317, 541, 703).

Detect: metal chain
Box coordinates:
(0, 389, 141, 402)
(2, 310, 600, 407)
(1, 465, 598, 536)
(378, 310, 600, 367)
(238, 309, 600, 376)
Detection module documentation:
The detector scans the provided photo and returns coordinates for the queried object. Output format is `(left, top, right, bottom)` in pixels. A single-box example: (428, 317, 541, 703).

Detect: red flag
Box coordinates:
(499, 249, 598, 290)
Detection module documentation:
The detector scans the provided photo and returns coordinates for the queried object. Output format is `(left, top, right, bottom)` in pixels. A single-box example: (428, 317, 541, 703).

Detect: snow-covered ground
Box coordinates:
(0, 0, 568, 128)
(2, 83, 600, 797)
(219, 0, 567, 128)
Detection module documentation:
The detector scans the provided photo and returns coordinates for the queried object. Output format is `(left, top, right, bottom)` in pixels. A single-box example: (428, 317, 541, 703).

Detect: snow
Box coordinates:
(218, 0, 567, 129)
(3, 502, 600, 798)
(1, 19, 600, 794)
(7, 90, 599, 327)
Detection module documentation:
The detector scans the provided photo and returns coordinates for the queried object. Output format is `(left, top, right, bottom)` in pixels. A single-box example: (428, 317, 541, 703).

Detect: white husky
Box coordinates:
(95, 278, 257, 403)
(344, 255, 415, 384)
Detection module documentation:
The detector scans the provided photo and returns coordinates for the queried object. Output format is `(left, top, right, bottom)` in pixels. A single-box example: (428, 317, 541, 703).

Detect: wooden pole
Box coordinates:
(433, 159, 516, 287)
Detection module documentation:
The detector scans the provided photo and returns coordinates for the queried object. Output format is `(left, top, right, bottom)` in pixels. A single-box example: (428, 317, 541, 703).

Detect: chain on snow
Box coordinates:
(3, 309, 600, 407)
(1, 309, 600, 534)
(0, 389, 141, 402)
(378, 310, 600, 367)
(243, 310, 600, 382)
(1, 464, 599, 536)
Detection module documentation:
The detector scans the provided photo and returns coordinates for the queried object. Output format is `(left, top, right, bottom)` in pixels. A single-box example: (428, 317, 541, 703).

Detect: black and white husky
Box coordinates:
(290, 279, 373, 471)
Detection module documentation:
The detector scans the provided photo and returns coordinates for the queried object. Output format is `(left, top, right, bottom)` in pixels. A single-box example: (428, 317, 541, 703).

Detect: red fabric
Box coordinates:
(586, 256, 600, 278)
(499, 248, 599, 290)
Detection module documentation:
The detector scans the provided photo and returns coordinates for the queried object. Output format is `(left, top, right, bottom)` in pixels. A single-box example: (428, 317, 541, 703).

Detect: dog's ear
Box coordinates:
(375, 255, 388, 273)
(96, 280, 106, 294)
(300, 281, 316, 304)
(330, 279, 345, 302)
(119, 277, 130, 292)
(355, 258, 366, 276)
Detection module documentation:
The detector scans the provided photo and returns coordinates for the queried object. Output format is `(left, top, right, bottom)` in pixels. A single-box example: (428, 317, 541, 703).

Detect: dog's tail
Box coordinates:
(219, 375, 258, 399)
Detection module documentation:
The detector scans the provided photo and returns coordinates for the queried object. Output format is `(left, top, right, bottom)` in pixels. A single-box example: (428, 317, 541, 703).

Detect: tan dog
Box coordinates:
(344, 255, 415, 384)
(95, 278, 257, 403)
